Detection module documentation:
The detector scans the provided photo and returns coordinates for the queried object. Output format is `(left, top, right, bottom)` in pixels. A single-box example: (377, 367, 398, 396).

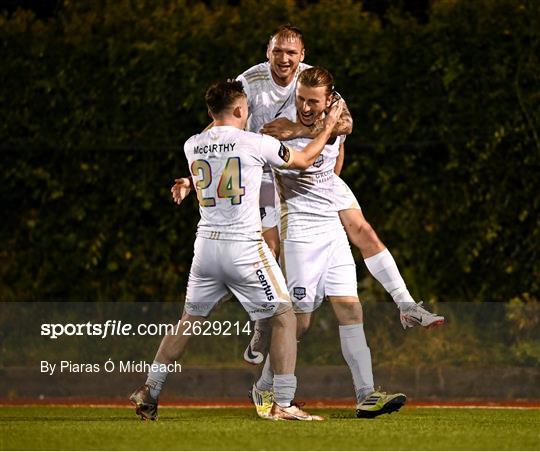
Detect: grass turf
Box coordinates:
(0, 406, 539, 450)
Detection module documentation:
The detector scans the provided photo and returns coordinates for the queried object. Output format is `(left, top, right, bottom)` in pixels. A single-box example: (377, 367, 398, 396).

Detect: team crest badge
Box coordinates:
(278, 143, 291, 163)
(293, 287, 307, 300)
(313, 155, 324, 168)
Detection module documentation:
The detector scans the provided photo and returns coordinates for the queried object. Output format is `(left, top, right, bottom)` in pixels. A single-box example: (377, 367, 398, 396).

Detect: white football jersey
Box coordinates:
(184, 126, 291, 241)
(274, 106, 345, 240)
(237, 62, 312, 219)
(237, 62, 312, 134)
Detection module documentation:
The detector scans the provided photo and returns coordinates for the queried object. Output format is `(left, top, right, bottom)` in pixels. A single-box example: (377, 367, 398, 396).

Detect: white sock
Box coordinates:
(273, 374, 297, 407)
(256, 355, 274, 392)
(364, 248, 415, 305)
(339, 324, 374, 402)
(145, 361, 168, 399)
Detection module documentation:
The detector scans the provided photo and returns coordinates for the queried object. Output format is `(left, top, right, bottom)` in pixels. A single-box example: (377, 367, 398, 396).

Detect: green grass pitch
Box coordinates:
(1, 406, 539, 450)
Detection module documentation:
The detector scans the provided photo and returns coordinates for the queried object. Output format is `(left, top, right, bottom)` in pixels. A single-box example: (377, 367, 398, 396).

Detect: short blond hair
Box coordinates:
(269, 24, 304, 48)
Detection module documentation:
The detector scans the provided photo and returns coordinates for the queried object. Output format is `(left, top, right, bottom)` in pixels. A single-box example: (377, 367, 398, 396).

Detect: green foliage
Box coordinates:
(0, 0, 539, 301)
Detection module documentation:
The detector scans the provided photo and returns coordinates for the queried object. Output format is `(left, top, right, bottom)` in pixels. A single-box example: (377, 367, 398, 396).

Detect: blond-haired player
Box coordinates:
(176, 26, 443, 335)
(250, 67, 407, 419)
(235, 25, 444, 348)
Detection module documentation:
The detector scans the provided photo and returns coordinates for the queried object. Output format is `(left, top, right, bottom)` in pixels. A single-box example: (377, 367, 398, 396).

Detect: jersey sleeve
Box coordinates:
(259, 134, 294, 169)
(183, 136, 194, 163)
(236, 74, 253, 109)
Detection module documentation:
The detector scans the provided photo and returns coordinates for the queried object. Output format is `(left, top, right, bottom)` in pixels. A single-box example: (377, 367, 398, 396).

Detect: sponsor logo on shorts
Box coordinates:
(293, 287, 306, 300)
(260, 207, 267, 220)
(256, 269, 275, 301)
(249, 304, 276, 314)
(185, 302, 212, 312)
(313, 155, 324, 168)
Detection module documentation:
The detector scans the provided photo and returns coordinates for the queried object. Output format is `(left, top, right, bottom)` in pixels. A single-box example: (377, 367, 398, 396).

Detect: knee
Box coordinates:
(348, 219, 383, 252)
(270, 308, 296, 330)
(343, 305, 363, 324)
(332, 299, 364, 324)
(295, 315, 312, 341)
(296, 323, 310, 341)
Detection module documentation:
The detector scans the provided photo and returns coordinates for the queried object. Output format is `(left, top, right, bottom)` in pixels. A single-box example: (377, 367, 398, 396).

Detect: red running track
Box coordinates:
(1, 397, 539, 409)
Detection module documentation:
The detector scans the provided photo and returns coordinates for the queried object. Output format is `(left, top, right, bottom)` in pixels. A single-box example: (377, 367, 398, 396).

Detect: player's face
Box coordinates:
(295, 83, 332, 127)
(266, 36, 305, 86)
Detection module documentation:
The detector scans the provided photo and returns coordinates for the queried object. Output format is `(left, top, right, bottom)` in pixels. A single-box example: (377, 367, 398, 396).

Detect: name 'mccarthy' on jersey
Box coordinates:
(184, 126, 292, 241)
(274, 105, 346, 240)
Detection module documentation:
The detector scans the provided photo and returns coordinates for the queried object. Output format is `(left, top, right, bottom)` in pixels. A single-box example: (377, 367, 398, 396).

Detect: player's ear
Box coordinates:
(300, 47, 305, 62)
(232, 105, 242, 119)
(325, 94, 333, 109)
(266, 44, 272, 61)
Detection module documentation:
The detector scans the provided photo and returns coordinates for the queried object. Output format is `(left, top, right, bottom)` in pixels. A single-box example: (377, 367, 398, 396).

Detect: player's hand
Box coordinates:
(171, 178, 192, 205)
(260, 118, 303, 140)
(323, 99, 344, 131)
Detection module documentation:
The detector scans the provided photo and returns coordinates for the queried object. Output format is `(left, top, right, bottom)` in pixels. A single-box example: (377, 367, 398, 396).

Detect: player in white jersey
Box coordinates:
(248, 67, 407, 420)
(232, 25, 444, 335)
(130, 80, 344, 422)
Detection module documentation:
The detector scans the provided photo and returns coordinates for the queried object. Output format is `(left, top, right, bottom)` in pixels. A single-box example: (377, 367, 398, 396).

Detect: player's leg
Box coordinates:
(334, 175, 444, 328)
(243, 179, 281, 365)
(244, 234, 319, 366)
(338, 202, 414, 304)
(228, 240, 321, 420)
(328, 296, 373, 398)
(329, 296, 407, 418)
(325, 231, 406, 418)
(242, 228, 277, 367)
(267, 309, 297, 400)
(242, 227, 279, 365)
(254, 311, 313, 395)
(129, 311, 206, 421)
(129, 237, 228, 420)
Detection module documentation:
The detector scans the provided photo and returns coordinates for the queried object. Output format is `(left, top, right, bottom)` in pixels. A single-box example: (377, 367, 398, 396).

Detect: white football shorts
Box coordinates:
(185, 237, 292, 320)
(334, 175, 361, 211)
(280, 228, 358, 313)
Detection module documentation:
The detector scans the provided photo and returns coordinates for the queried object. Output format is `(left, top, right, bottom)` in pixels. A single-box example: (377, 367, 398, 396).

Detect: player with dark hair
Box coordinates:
(130, 80, 344, 422)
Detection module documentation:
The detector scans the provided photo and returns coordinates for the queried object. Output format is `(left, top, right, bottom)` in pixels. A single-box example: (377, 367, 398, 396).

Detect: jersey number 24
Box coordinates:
(190, 157, 245, 207)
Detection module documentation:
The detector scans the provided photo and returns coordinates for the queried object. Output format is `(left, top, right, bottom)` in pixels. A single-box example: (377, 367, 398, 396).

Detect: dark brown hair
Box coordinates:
(298, 66, 334, 95)
(205, 80, 246, 116)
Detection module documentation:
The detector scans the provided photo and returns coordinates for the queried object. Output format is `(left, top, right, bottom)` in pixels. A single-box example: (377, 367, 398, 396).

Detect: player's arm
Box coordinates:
(284, 101, 344, 170)
(334, 142, 345, 176)
(261, 98, 353, 140)
(171, 177, 193, 205)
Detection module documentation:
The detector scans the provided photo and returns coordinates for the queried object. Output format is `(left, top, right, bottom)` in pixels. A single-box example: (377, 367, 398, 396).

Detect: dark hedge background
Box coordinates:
(1, 0, 539, 308)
